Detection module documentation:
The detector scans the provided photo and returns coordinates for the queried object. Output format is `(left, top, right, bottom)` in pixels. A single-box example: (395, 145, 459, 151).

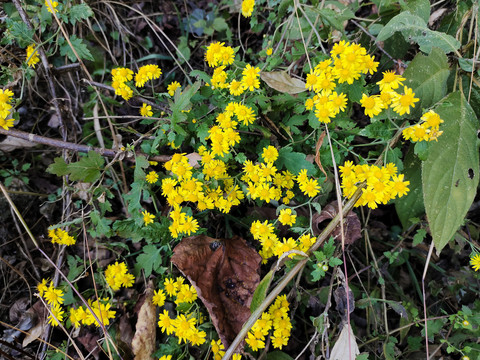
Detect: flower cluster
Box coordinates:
(69, 299, 116, 328)
(38, 279, 65, 326)
(205, 42, 236, 68)
(304, 41, 420, 124)
(207, 103, 253, 156)
(155, 277, 205, 346)
(339, 161, 410, 209)
(245, 294, 292, 351)
(242, 150, 320, 207)
(135, 64, 162, 88)
(111, 64, 162, 100)
(402, 110, 444, 142)
(48, 227, 76, 246)
(26, 45, 40, 68)
(251, 218, 316, 261)
(111, 67, 134, 101)
(104, 261, 135, 291)
(0, 89, 15, 130)
(205, 42, 261, 95)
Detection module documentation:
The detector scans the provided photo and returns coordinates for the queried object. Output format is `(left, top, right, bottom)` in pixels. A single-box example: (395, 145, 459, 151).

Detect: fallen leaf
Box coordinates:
(132, 280, 156, 360)
(0, 136, 37, 152)
(312, 202, 361, 245)
(78, 331, 101, 360)
(334, 286, 355, 322)
(329, 323, 360, 360)
(22, 318, 46, 347)
(260, 71, 306, 94)
(171, 235, 261, 348)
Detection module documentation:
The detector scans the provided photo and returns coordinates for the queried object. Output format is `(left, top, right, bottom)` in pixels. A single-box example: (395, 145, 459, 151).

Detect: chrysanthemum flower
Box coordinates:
(45, 0, 58, 13)
(262, 145, 278, 163)
(241, 0, 255, 17)
(167, 81, 181, 96)
(377, 70, 406, 91)
(152, 289, 166, 307)
(360, 94, 384, 118)
(278, 208, 297, 226)
(26, 45, 40, 68)
(48, 304, 64, 326)
(470, 254, 480, 271)
(140, 103, 153, 117)
(391, 86, 419, 116)
(145, 171, 158, 184)
(142, 210, 155, 226)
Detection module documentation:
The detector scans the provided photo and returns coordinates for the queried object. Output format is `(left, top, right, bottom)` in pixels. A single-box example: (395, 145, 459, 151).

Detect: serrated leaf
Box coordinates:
(68, 3, 93, 25)
(402, 47, 450, 117)
(276, 147, 315, 175)
(60, 34, 94, 62)
(377, 11, 461, 54)
(395, 146, 425, 228)
(135, 244, 163, 277)
(6, 19, 34, 47)
(422, 91, 479, 253)
(47, 157, 69, 176)
(412, 228, 427, 246)
(251, 270, 273, 313)
(68, 151, 104, 182)
(260, 71, 306, 94)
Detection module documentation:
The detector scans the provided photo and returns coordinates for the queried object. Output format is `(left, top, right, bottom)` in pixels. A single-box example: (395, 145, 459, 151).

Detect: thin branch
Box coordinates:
(0, 128, 171, 163)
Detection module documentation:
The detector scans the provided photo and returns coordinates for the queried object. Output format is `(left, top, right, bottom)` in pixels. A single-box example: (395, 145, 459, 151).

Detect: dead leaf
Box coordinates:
(0, 136, 37, 152)
(260, 71, 306, 94)
(171, 235, 261, 348)
(78, 331, 100, 360)
(334, 286, 355, 322)
(312, 202, 361, 245)
(9, 297, 29, 323)
(429, 8, 448, 26)
(132, 281, 156, 360)
(22, 317, 46, 347)
(329, 323, 360, 360)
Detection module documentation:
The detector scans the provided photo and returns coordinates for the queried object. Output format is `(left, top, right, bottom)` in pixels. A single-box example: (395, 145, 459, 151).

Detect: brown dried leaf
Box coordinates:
(329, 323, 360, 360)
(260, 71, 306, 94)
(312, 202, 361, 245)
(132, 281, 156, 360)
(171, 235, 261, 348)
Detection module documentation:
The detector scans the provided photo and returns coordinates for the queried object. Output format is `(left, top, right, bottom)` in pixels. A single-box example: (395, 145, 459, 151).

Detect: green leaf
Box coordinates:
(68, 3, 93, 25)
(251, 270, 274, 313)
(265, 351, 294, 360)
(276, 147, 316, 175)
(135, 244, 163, 277)
(395, 146, 425, 228)
(5, 19, 34, 47)
(59, 34, 94, 62)
(171, 81, 201, 124)
(422, 91, 479, 253)
(402, 0, 430, 23)
(412, 228, 427, 246)
(402, 47, 450, 117)
(377, 11, 461, 54)
(89, 210, 112, 237)
(68, 151, 104, 182)
(47, 157, 69, 176)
